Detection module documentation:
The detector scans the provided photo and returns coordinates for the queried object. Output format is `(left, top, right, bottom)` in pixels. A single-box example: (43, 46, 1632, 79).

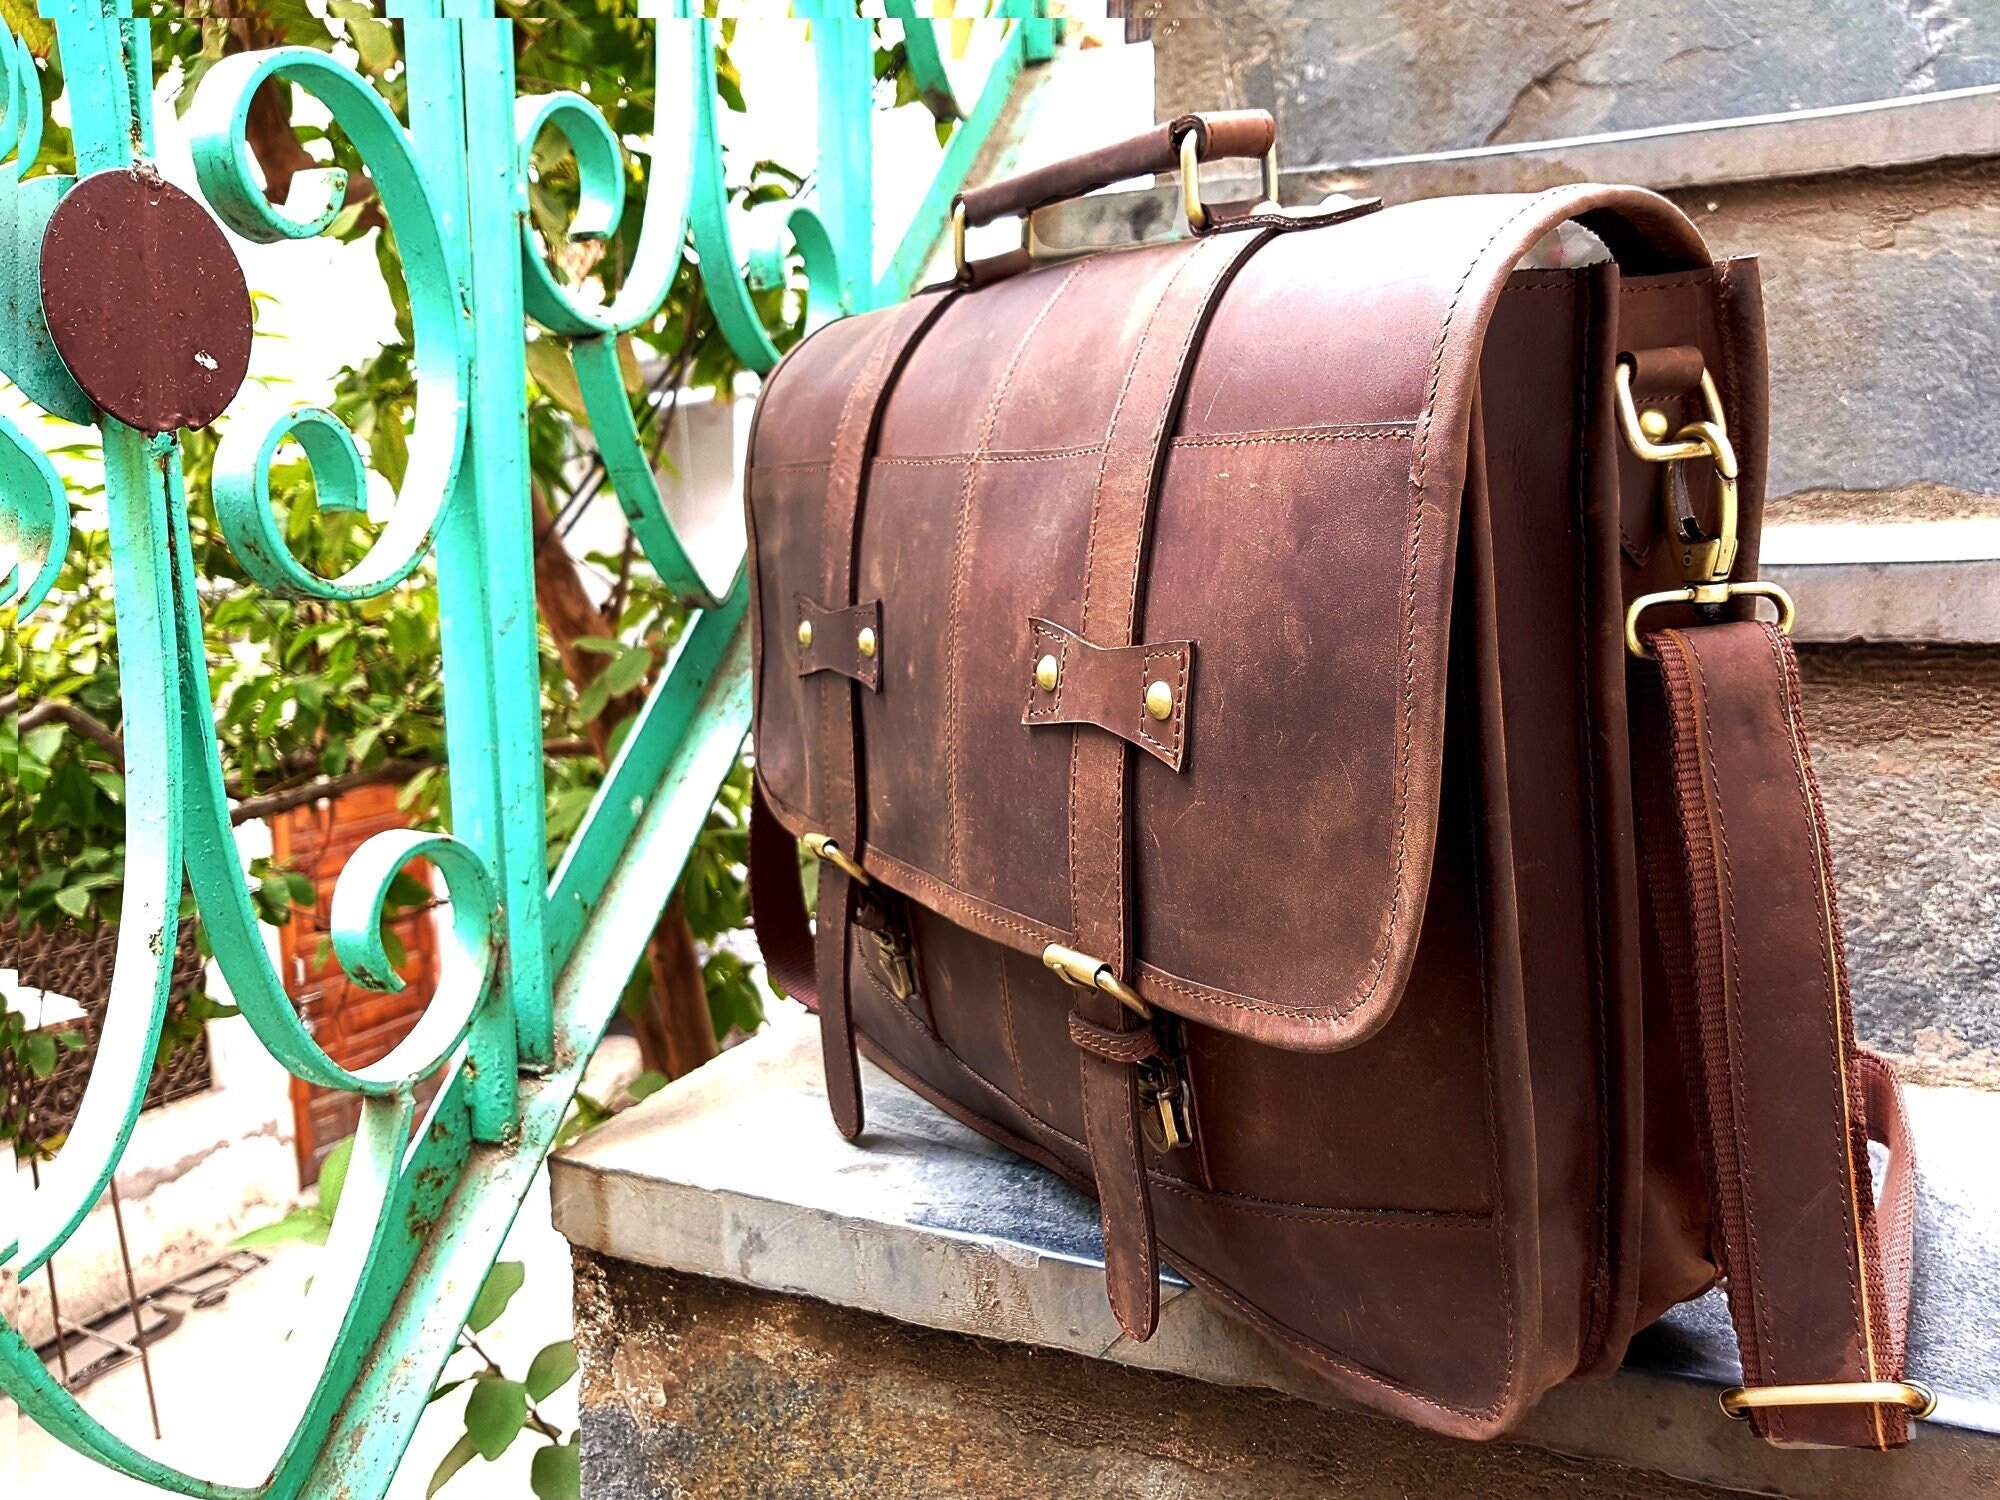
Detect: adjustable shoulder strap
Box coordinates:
(1636, 620, 1920, 1450)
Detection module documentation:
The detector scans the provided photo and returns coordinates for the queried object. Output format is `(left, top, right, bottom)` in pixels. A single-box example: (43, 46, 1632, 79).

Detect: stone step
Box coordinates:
(553, 1017, 2000, 1500)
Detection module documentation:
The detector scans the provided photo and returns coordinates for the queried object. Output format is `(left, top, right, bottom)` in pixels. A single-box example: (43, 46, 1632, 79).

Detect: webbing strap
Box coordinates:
(1637, 620, 1917, 1450)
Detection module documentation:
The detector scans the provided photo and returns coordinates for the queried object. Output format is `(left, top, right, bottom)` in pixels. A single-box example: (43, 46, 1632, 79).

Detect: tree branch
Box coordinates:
(12, 694, 596, 825)
(17, 701, 126, 769)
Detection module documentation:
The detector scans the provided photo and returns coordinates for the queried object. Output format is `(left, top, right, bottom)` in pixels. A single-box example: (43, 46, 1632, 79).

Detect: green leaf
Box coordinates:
(525, 1339, 579, 1401)
(24, 722, 66, 763)
(317, 1134, 355, 1215)
(575, 676, 612, 726)
(524, 1344, 580, 1408)
(463, 1376, 528, 1461)
(466, 1259, 526, 1333)
(525, 339, 588, 419)
(530, 1437, 581, 1500)
(329, 1, 397, 75)
(53, 885, 91, 919)
(233, 1206, 333, 1249)
(0, 2, 54, 57)
(426, 1431, 479, 1498)
(23, 1032, 58, 1079)
(627, 1071, 669, 1102)
(600, 645, 652, 697)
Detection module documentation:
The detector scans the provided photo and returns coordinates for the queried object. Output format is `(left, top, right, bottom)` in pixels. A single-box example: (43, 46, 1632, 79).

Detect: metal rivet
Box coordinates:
(1145, 680, 1174, 721)
(1035, 654, 1060, 692)
(1638, 408, 1672, 443)
(797, 619, 813, 648)
(857, 626, 877, 658)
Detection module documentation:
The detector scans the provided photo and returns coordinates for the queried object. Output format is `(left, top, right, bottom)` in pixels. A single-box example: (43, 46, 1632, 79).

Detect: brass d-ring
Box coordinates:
(1719, 1379, 1937, 1421)
(1626, 580, 1797, 660)
(1179, 127, 1280, 234)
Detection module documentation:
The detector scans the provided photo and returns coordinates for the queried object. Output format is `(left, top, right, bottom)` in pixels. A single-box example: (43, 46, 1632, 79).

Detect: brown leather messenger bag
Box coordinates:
(743, 111, 1926, 1449)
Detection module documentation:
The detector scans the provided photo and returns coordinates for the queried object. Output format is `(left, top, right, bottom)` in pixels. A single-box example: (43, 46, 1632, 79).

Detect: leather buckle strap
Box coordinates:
(803, 286, 959, 1142)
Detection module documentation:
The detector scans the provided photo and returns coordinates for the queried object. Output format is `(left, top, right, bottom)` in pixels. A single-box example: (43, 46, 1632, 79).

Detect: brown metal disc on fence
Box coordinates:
(39, 166, 253, 435)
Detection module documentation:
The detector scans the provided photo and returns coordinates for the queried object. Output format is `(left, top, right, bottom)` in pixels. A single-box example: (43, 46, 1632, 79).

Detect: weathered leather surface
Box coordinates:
(752, 188, 1730, 1050)
(745, 188, 1776, 1437)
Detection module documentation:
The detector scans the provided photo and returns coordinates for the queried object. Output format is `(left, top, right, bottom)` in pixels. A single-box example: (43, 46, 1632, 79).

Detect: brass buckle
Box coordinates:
(870, 928, 917, 1001)
(1042, 943, 1151, 1020)
(1719, 1380, 1937, 1422)
(1136, 1057, 1193, 1152)
(1614, 357, 1795, 660)
(803, 833, 870, 886)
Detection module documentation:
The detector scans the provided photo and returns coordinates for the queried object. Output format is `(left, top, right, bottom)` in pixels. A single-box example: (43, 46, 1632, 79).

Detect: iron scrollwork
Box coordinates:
(0, 3, 1053, 1496)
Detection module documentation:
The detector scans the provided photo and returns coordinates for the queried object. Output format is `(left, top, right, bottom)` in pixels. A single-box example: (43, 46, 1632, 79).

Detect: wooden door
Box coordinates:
(272, 783, 443, 1186)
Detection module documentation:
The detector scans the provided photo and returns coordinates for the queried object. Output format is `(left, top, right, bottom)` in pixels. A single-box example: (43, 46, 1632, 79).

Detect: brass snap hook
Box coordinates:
(1614, 357, 1794, 659)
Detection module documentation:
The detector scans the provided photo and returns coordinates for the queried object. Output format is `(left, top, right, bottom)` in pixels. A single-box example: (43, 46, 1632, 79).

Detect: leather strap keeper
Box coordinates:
(1022, 617, 1194, 771)
(795, 596, 884, 691)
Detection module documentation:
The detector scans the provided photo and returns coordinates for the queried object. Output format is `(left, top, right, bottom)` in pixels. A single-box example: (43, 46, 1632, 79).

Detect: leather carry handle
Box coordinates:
(956, 110, 1276, 230)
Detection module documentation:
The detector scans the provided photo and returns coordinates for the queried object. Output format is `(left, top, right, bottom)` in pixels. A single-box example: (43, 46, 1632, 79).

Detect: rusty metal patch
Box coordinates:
(39, 165, 253, 434)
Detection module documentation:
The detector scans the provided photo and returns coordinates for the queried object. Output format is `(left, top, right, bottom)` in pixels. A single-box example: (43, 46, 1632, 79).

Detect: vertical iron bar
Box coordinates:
(810, 7, 876, 313)
(27, 1158, 72, 1386)
(400, 6, 524, 1139)
(458, 10, 557, 1077)
(107, 1178, 162, 1440)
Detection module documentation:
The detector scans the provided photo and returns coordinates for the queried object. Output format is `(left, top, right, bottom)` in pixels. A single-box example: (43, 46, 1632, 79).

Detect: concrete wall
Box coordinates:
(573, 1252, 1754, 1500)
(1803, 646, 2000, 1084)
(1150, 1, 2000, 515)
(1150, 1, 2000, 159)
(1669, 160, 2000, 509)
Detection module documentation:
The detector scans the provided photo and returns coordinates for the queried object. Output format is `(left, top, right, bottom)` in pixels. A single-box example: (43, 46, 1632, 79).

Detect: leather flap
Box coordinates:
(747, 187, 1714, 1050)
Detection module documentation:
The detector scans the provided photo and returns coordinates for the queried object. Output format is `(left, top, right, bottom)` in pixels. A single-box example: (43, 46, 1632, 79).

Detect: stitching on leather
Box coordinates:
(1022, 621, 1075, 724)
(862, 972, 1515, 1418)
(1097, 1040, 1153, 1331)
(1676, 633, 1781, 1417)
(996, 943, 1025, 1100)
(873, 442, 1105, 468)
(946, 265, 1086, 887)
(1078, 246, 1211, 964)
(1412, 189, 1564, 493)
(865, 846, 1053, 945)
(1080, 250, 1189, 632)
(1619, 271, 1717, 295)
(1153, 1180, 1491, 1230)
(1170, 426, 1416, 449)
(820, 296, 943, 841)
(1136, 645, 1187, 758)
(1110, 235, 1253, 963)
(752, 458, 835, 474)
(1164, 1249, 1515, 1422)
(1763, 624, 1875, 1414)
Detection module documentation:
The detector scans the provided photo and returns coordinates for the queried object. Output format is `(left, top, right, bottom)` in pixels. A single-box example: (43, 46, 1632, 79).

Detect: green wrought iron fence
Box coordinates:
(0, 3, 1052, 1494)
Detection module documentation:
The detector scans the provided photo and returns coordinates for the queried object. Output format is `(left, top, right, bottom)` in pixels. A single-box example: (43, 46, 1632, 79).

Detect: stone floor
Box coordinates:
(554, 1016, 2000, 1500)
